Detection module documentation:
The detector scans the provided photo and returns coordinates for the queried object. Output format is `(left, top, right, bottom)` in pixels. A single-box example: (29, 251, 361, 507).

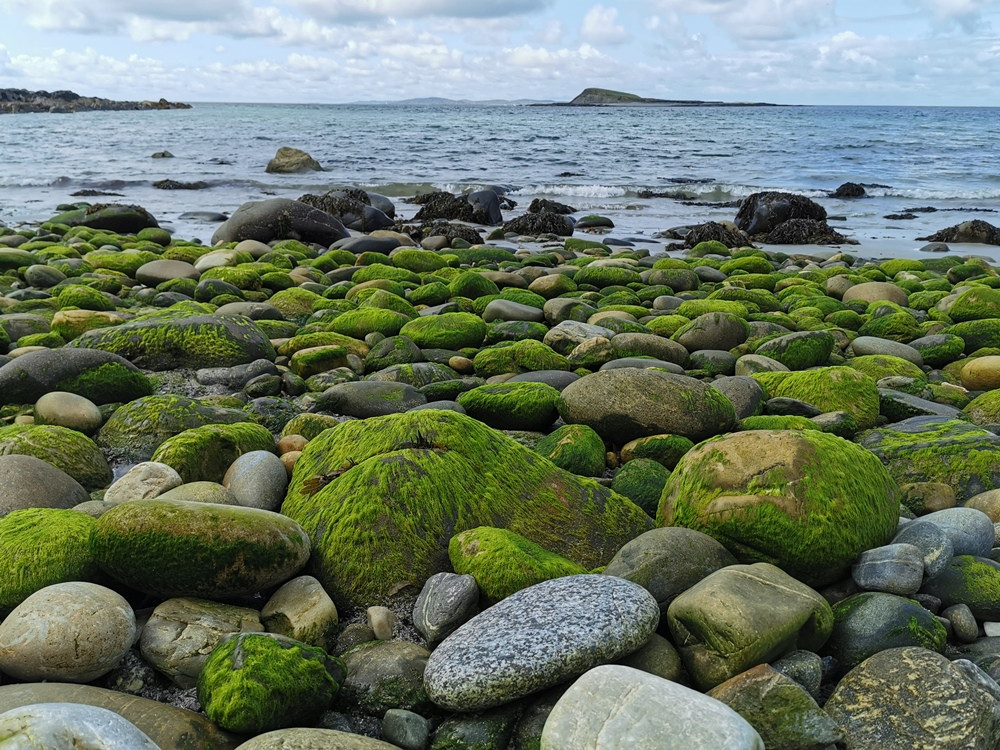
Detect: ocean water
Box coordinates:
(1, 102, 998, 258)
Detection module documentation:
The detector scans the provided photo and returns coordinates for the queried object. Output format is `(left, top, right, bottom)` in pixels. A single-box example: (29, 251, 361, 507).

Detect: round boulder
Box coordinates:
(0, 703, 159, 750)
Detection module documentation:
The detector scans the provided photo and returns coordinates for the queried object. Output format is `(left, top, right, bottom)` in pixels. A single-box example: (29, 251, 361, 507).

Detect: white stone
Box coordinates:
(103, 461, 183, 504)
(0, 703, 160, 750)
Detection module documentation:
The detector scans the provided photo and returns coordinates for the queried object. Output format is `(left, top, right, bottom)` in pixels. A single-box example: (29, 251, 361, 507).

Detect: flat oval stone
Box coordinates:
(423, 574, 658, 711)
(851, 543, 925, 595)
(0, 703, 159, 750)
(923, 507, 995, 557)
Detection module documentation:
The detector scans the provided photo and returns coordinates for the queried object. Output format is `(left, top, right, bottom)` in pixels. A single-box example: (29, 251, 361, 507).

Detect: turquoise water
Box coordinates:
(1, 103, 998, 254)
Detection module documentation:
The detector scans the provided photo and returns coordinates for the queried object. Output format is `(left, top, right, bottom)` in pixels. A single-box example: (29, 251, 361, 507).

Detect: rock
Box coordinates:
(382, 709, 431, 750)
(0, 423, 112, 491)
(824, 646, 1000, 749)
(47, 203, 159, 233)
(541, 664, 764, 750)
(0, 683, 240, 750)
(557, 368, 738, 445)
(457, 381, 560, 432)
(832, 182, 866, 198)
(610, 458, 671, 515)
(825, 592, 946, 671)
(765, 218, 853, 245)
(672, 311, 750, 353)
(0, 582, 135, 682)
(707, 664, 843, 750)
(851, 543, 925, 595)
(0, 347, 152, 406)
(0, 703, 159, 750)
(602, 527, 737, 613)
(892, 518, 953, 577)
(234, 728, 396, 749)
(149, 422, 275, 484)
(136, 258, 200, 286)
(501, 212, 574, 237)
(223, 450, 288, 511)
(140, 597, 264, 687)
(683, 220, 753, 249)
(262, 575, 339, 652)
(197, 633, 345, 734)
(711, 375, 768, 418)
(412, 572, 480, 645)
(841, 281, 909, 306)
(337, 640, 430, 715)
(0, 454, 90, 515)
(91, 499, 311, 598)
(921, 506, 995, 557)
(754, 330, 834, 370)
(211, 198, 348, 245)
(282, 410, 651, 611)
(33, 390, 103, 435)
(735, 191, 826, 237)
(962, 355, 1000, 390)
(921, 555, 1000, 619)
(752, 366, 879, 430)
(660, 429, 899, 586)
(918, 219, 1000, 245)
(534, 423, 606, 476)
(103, 461, 184, 504)
(265, 146, 323, 173)
(666, 563, 833, 690)
(423, 575, 658, 711)
(312, 380, 428, 418)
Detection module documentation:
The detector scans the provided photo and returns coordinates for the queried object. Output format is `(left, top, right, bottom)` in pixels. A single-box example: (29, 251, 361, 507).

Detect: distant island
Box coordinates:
(0, 88, 191, 114)
(537, 87, 778, 107)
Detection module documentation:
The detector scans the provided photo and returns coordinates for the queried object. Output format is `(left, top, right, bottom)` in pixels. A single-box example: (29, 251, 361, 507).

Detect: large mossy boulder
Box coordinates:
(150, 422, 276, 484)
(0, 348, 152, 407)
(399, 312, 488, 350)
(281, 410, 652, 612)
(456, 381, 561, 432)
(0, 424, 112, 491)
(211, 198, 348, 246)
(858, 416, 1000, 502)
(48, 203, 159, 234)
(68, 311, 275, 371)
(658, 429, 900, 586)
(752, 367, 879, 430)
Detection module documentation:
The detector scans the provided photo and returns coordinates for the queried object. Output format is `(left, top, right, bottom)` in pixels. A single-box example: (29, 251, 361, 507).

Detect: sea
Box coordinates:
(1, 102, 999, 260)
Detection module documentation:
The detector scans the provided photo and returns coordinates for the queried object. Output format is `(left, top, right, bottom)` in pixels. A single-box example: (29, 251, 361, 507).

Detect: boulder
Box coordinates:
(265, 146, 323, 173)
(150, 422, 276, 484)
(211, 198, 348, 245)
(918, 219, 1000, 245)
(47, 203, 159, 233)
(0, 423, 112, 491)
(735, 191, 826, 237)
(0, 703, 159, 750)
(0, 347, 152, 406)
(0, 455, 90, 516)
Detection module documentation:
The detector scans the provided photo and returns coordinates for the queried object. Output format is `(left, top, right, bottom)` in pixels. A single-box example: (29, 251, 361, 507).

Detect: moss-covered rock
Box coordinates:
(67, 312, 275, 371)
(947, 318, 1000, 353)
(325, 308, 411, 339)
(0, 508, 100, 608)
(659, 429, 900, 586)
(150, 422, 275, 484)
(611, 458, 671, 517)
(278, 330, 369, 359)
(619, 434, 694, 470)
(473, 340, 570, 378)
(449, 272, 500, 299)
(449, 526, 587, 602)
(752, 367, 880, 430)
(91, 499, 311, 599)
(573, 265, 643, 288)
(739, 415, 820, 431)
(57, 283, 116, 312)
(920, 555, 1000, 620)
(0, 424, 111, 490)
(457, 382, 561, 432)
(197, 633, 345, 734)
(281, 410, 652, 611)
(399, 312, 488, 350)
(534, 423, 606, 477)
(753, 330, 835, 370)
(846, 354, 927, 384)
(280, 413, 341, 441)
(947, 286, 1000, 322)
(0, 348, 152, 407)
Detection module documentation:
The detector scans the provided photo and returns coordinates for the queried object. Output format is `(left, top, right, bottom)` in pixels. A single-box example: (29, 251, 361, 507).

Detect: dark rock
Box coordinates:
(764, 218, 855, 245)
(152, 179, 208, 190)
(502, 212, 574, 237)
(0, 88, 190, 114)
(467, 189, 504, 225)
(528, 198, 576, 214)
(885, 213, 917, 221)
(917, 219, 1000, 245)
(265, 146, 322, 173)
(683, 221, 752, 249)
(297, 192, 393, 232)
(0, 348, 152, 406)
(735, 191, 827, 236)
(48, 203, 159, 234)
(151, 151, 174, 158)
(832, 182, 866, 199)
(210, 198, 348, 245)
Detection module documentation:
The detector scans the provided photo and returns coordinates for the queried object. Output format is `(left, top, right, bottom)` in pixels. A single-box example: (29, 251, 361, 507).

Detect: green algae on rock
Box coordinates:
(472, 339, 570, 378)
(0, 348, 152, 407)
(197, 633, 345, 735)
(150, 422, 276, 484)
(752, 366, 880, 430)
(449, 526, 587, 602)
(534, 423, 607, 477)
(91, 499, 311, 599)
(0, 423, 112, 490)
(281, 410, 651, 612)
(0, 508, 101, 609)
(659, 429, 900, 587)
(919, 555, 1000, 620)
(399, 312, 488, 350)
(456, 381, 561, 432)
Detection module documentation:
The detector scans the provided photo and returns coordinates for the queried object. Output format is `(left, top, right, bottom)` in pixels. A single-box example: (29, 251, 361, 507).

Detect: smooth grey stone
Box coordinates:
(0, 312, 49, 341)
(542, 320, 615, 355)
(381, 709, 429, 750)
(506, 369, 581, 391)
(423, 575, 659, 711)
(215, 301, 286, 321)
(766, 396, 823, 417)
(541, 297, 599, 326)
(33, 390, 103, 434)
(156, 481, 240, 505)
(598, 357, 684, 373)
(135, 259, 200, 286)
(313, 381, 427, 417)
(196, 358, 279, 388)
(693, 265, 727, 282)
(0, 454, 90, 515)
(332, 235, 401, 254)
(211, 198, 348, 246)
(849, 336, 924, 365)
(611, 332, 689, 367)
(481, 299, 545, 324)
(652, 294, 683, 310)
(22, 264, 67, 288)
(943, 604, 980, 643)
(892, 518, 954, 577)
(0, 347, 148, 405)
(412, 572, 480, 645)
(0, 703, 159, 749)
(771, 649, 824, 700)
(223, 450, 288, 511)
(734, 353, 790, 375)
(234, 727, 397, 749)
(710, 375, 767, 420)
(851, 543, 925, 595)
(689, 349, 736, 375)
(923, 507, 995, 557)
(541, 665, 763, 750)
(673, 312, 750, 352)
(878, 388, 963, 420)
(338, 640, 430, 715)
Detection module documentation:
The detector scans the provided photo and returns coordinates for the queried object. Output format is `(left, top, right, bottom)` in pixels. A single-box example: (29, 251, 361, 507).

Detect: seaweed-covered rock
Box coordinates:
(48, 203, 159, 233)
(457, 381, 560, 432)
(0, 348, 152, 406)
(281, 410, 652, 611)
(754, 330, 835, 370)
(211, 198, 348, 245)
(557, 369, 738, 445)
(197, 633, 345, 734)
(0, 508, 100, 608)
(501, 212, 574, 237)
(150, 422, 276, 484)
(752, 367, 879, 430)
(68, 312, 275, 371)
(659, 429, 900, 586)
(0, 423, 112, 491)
(765, 218, 853, 245)
(534, 423, 606, 477)
(920, 555, 1000, 620)
(91, 499, 311, 599)
(399, 312, 488, 350)
(917, 219, 1000, 245)
(610, 458, 671, 517)
(683, 221, 753, 249)
(473, 340, 570, 378)
(735, 192, 826, 237)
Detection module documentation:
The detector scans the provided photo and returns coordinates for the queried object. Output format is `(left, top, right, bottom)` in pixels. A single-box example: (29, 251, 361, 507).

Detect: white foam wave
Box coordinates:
(510, 184, 628, 199)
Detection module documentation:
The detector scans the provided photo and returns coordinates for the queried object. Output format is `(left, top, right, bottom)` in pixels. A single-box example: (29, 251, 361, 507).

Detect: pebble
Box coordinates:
(367, 606, 397, 640)
(222, 449, 288, 510)
(261, 575, 339, 651)
(851, 543, 925, 595)
(33, 390, 103, 434)
(412, 572, 480, 645)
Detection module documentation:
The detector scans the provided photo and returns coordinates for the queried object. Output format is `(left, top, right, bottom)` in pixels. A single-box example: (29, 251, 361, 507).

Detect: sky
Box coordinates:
(0, 0, 997, 106)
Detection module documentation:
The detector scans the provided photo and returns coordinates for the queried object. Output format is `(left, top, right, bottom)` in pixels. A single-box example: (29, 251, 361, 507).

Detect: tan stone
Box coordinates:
(900, 482, 957, 514)
(262, 575, 339, 651)
(841, 281, 908, 306)
(964, 488, 1000, 521)
(235, 728, 398, 749)
(962, 355, 1000, 391)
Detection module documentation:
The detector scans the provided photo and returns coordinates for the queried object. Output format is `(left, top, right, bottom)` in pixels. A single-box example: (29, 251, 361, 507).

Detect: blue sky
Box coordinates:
(0, 0, 997, 105)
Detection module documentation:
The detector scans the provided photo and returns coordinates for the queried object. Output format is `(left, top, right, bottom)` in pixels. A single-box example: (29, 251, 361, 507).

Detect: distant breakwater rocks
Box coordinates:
(6, 192, 1000, 746)
(0, 88, 191, 115)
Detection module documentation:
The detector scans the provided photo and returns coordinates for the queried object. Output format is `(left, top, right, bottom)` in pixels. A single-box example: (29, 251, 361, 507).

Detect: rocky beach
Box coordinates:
(3, 175, 1000, 749)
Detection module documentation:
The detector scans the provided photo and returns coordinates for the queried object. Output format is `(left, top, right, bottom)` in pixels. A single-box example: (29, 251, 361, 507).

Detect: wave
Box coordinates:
(509, 184, 628, 199)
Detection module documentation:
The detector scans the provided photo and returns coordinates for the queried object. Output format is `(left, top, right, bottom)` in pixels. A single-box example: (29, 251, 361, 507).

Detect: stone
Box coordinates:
(852, 543, 925, 595)
(850, 335, 924, 364)
(337, 640, 431, 715)
(234, 728, 397, 749)
(424, 575, 658, 711)
(672, 311, 750, 352)
(962, 355, 1000, 390)
(266, 146, 323, 173)
(541, 664, 764, 750)
(157, 481, 239, 504)
(752, 366, 879, 430)
(666, 563, 833, 690)
(0, 454, 89, 515)
(140, 596, 264, 687)
(921, 555, 1000, 620)
(734, 191, 826, 236)
(91, 499, 311, 599)
(367, 606, 396, 640)
(223, 449, 288, 511)
(33, 390, 103, 434)
(103, 461, 183, 504)
(262, 575, 339, 652)
(842, 281, 909, 306)
(0, 703, 159, 750)
(659, 429, 900, 586)
(312, 380, 427, 418)
(771, 650, 824, 700)
(825, 646, 1000, 749)
(0, 423, 112, 491)
(557, 368, 737, 445)
(135, 258, 200, 286)
(602, 527, 737, 613)
(892, 519, 954, 577)
(382, 709, 430, 750)
(943, 603, 980, 643)
(754, 330, 835, 370)
(150, 422, 276, 484)
(0, 582, 135, 682)
(212, 198, 348, 245)
(919, 219, 1000, 245)
(707, 664, 842, 750)
(922, 506, 995, 557)
(412, 572, 480, 645)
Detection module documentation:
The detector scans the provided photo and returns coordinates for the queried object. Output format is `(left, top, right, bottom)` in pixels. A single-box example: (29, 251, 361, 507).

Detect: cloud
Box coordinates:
(652, 0, 836, 41)
(906, 0, 994, 31)
(284, 0, 554, 25)
(580, 4, 629, 44)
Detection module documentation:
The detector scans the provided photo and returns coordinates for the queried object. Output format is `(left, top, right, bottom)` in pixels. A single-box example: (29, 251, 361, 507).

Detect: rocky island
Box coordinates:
(540, 87, 778, 107)
(0, 88, 191, 114)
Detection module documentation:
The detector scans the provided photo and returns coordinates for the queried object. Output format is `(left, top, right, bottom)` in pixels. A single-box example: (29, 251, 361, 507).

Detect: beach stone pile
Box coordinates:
(3, 196, 1000, 747)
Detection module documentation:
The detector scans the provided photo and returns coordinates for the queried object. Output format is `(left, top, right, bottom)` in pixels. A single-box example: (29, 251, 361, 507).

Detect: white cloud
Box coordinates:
(906, 0, 995, 30)
(652, 0, 836, 40)
(284, 0, 553, 24)
(580, 4, 630, 44)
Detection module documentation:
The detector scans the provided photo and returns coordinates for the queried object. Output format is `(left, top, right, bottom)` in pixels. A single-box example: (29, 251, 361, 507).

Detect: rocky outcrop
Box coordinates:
(735, 191, 828, 237)
(0, 89, 190, 114)
(917, 220, 1000, 245)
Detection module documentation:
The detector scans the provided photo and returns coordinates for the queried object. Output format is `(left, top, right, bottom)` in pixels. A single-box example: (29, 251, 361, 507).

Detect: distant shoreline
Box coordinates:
(0, 88, 191, 115)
